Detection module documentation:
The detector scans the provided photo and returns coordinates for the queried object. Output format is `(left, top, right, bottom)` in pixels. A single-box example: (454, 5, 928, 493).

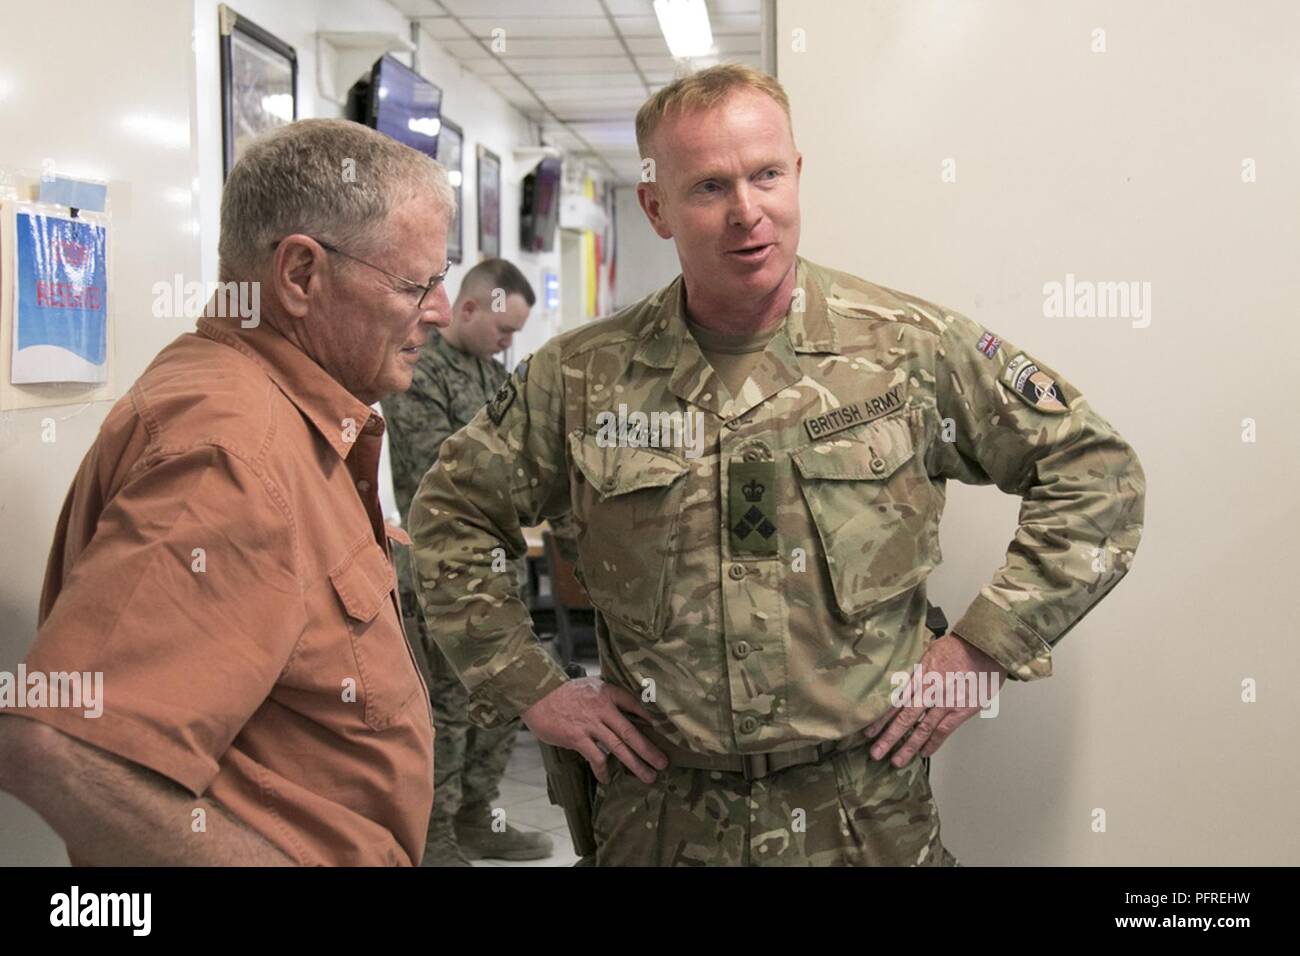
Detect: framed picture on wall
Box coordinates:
(477, 145, 501, 259)
(219, 4, 297, 179)
(437, 118, 464, 264)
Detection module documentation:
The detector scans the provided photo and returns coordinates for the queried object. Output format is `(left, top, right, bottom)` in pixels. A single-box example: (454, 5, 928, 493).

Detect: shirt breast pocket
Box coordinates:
(567, 433, 689, 638)
(791, 411, 939, 619)
(329, 535, 423, 731)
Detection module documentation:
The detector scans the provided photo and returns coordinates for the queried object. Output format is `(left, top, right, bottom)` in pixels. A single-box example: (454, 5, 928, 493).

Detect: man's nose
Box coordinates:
(728, 183, 762, 230)
(422, 285, 452, 328)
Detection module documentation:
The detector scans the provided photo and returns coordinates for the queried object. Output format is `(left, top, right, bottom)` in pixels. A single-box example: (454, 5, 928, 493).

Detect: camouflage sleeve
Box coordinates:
(545, 511, 582, 565)
(926, 313, 1146, 681)
(407, 348, 571, 727)
(383, 360, 457, 524)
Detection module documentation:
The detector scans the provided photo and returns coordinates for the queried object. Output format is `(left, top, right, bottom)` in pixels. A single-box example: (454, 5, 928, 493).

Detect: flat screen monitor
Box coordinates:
(521, 156, 563, 253)
(348, 54, 442, 158)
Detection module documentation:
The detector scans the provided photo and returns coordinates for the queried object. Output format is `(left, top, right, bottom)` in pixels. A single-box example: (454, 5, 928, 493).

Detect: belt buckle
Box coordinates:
(741, 753, 770, 781)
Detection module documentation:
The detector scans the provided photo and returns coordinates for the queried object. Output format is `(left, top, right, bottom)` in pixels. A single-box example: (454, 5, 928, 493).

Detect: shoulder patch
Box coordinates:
(977, 331, 1002, 359)
(485, 378, 517, 425)
(514, 354, 531, 384)
(1001, 352, 1069, 413)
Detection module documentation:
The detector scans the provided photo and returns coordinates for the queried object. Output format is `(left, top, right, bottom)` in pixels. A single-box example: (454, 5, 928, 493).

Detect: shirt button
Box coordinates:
(603, 476, 618, 492)
(739, 716, 759, 734)
(733, 641, 751, 659)
(870, 457, 887, 474)
(728, 563, 747, 581)
(357, 479, 371, 493)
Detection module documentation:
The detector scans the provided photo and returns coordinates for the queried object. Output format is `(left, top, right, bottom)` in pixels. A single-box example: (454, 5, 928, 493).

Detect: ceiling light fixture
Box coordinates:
(653, 0, 714, 59)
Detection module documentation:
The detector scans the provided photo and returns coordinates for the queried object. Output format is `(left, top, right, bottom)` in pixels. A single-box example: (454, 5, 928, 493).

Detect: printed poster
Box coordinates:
(11, 210, 108, 384)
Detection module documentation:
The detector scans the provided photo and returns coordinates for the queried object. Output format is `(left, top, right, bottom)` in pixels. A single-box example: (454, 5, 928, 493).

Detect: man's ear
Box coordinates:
(636, 180, 673, 240)
(271, 235, 325, 319)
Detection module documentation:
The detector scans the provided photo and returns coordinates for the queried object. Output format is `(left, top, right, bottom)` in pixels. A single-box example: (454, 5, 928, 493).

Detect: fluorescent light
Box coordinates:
(653, 0, 713, 58)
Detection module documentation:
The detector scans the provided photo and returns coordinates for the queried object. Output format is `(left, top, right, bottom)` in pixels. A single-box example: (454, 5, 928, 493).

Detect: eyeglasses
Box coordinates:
(272, 237, 450, 309)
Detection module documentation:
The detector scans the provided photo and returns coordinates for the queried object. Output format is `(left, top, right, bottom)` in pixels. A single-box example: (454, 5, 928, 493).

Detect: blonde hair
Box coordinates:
(634, 63, 793, 160)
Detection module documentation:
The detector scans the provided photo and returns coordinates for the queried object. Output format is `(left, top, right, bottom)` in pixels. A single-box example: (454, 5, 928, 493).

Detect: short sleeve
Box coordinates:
(6, 444, 307, 795)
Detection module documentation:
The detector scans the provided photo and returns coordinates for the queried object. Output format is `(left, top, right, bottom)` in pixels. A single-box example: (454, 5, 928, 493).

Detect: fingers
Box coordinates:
(865, 707, 895, 739)
(919, 712, 966, 758)
(593, 723, 657, 784)
(604, 711, 669, 772)
(869, 703, 926, 763)
(889, 707, 946, 767)
(605, 683, 660, 726)
(573, 737, 611, 785)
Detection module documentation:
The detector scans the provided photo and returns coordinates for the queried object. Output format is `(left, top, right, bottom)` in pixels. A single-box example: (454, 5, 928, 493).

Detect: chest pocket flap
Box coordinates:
(565, 432, 689, 637)
(329, 537, 421, 730)
(568, 433, 689, 499)
(791, 413, 936, 617)
(329, 540, 396, 622)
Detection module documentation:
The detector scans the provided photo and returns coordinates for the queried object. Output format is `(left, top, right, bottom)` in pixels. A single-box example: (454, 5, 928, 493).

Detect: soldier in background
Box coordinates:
(408, 65, 1146, 866)
(382, 258, 552, 866)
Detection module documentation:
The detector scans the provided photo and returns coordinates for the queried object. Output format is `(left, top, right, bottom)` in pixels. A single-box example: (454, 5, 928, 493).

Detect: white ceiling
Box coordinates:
(389, 0, 765, 184)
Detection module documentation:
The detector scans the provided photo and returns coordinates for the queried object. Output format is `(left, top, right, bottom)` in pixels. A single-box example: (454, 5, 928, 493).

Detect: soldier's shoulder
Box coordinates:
(809, 259, 959, 339)
(541, 280, 679, 364)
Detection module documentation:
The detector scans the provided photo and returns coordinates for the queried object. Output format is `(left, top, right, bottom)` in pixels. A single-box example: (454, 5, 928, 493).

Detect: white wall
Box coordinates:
(0, 0, 567, 863)
(612, 185, 681, 310)
(0, 0, 204, 865)
(778, 0, 1300, 864)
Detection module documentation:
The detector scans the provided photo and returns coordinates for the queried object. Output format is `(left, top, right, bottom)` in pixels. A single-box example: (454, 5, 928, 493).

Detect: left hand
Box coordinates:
(865, 634, 1009, 768)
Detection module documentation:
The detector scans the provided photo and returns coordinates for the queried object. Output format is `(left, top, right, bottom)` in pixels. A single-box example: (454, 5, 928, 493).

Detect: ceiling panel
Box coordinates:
(438, 0, 606, 16)
(419, 18, 470, 40)
(454, 17, 617, 39)
(419, 0, 765, 183)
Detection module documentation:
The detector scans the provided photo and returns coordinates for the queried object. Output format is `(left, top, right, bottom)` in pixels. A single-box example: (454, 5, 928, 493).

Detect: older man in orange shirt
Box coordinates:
(0, 118, 452, 865)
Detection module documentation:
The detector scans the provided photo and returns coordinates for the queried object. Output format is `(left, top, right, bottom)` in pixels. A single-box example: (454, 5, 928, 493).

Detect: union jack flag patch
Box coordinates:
(977, 331, 1001, 359)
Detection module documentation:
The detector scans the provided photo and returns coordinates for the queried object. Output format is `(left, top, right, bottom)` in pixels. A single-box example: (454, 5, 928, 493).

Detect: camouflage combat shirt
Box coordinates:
(408, 257, 1146, 756)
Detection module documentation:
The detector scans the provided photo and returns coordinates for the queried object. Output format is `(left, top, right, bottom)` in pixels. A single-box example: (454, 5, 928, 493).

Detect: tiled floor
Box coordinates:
(472, 726, 581, 867)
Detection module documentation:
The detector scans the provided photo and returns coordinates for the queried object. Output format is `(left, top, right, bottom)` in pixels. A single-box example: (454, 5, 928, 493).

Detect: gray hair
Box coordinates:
(218, 118, 454, 280)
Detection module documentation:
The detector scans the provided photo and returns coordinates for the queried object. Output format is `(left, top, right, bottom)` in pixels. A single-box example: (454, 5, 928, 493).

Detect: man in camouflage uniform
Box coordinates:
(408, 65, 1145, 866)
(382, 258, 553, 866)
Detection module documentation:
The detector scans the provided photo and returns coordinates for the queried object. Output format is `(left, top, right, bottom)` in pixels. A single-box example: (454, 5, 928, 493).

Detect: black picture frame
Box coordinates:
(437, 118, 464, 265)
(476, 145, 501, 259)
(220, 4, 298, 180)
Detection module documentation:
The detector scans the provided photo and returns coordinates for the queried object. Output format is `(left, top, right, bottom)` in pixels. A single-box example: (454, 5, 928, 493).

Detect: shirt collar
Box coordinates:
(633, 256, 840, 370)
(196, 316, 381, 460)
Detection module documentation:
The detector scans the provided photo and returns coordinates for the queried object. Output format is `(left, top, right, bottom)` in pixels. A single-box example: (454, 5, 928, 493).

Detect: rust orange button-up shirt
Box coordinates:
(7, 316, 433, 866)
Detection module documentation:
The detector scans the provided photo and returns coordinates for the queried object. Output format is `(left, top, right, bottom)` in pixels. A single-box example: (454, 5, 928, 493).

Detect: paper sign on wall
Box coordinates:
(11, 210, 108, 384)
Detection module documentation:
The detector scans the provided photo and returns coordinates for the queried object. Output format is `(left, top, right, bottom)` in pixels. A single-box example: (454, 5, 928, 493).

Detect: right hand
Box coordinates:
(522, 678, 669, 785)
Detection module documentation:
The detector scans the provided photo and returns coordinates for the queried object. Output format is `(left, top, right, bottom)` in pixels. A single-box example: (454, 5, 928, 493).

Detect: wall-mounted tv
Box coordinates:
(347, 54, 442, 158)
(520, 156, 563, 254)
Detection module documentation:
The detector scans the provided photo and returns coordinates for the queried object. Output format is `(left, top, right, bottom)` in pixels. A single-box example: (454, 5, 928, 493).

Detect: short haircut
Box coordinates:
(218, 118, 454, 280)
(458, 258, 536, 309)
(635, 63, 793, 161)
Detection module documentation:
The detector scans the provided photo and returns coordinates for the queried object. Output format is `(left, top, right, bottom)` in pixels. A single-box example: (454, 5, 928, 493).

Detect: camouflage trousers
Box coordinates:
(591, 741, 960, 866)
(398, 548, 523, 824)
(402, 617, 519, 823)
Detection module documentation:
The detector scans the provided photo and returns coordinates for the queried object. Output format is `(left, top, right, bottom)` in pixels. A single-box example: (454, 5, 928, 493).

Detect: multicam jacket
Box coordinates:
(408, 257, 1145, 755)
